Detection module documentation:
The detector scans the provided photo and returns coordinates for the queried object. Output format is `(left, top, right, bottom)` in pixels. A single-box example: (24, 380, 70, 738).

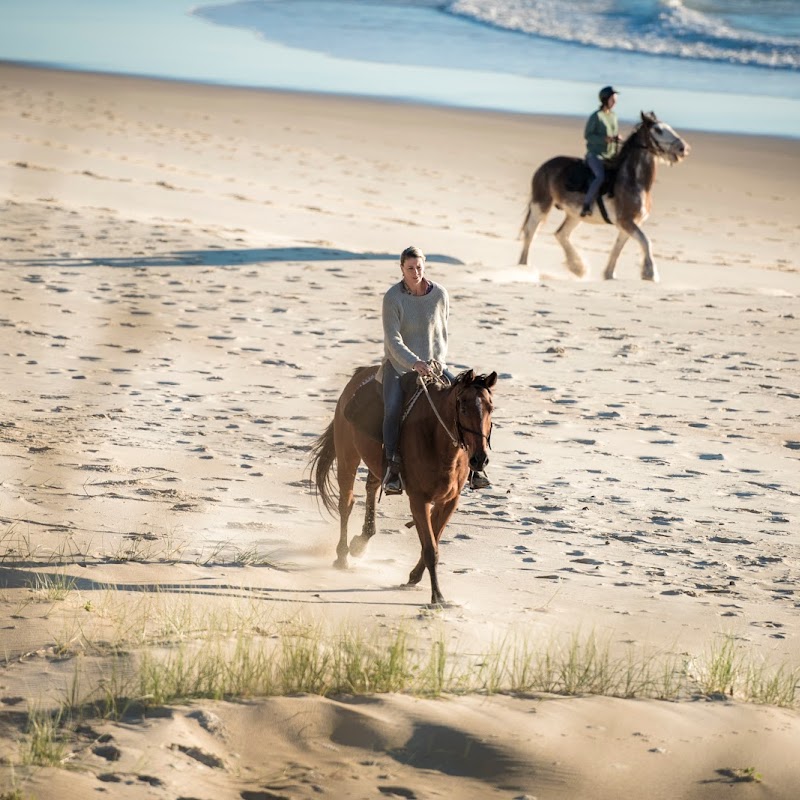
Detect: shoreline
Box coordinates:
(2, 55, 799, 140)
(3, 59, 800, 146)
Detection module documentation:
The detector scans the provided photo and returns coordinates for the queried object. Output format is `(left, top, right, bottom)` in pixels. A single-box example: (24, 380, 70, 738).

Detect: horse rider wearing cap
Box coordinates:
(581, 85, 621, 217)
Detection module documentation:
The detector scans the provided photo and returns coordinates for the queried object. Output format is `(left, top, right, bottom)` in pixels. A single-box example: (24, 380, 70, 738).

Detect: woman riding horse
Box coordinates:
(381, 245, 490, 493)
(582, 85, 621, 218)
(519, 111, 690, 281)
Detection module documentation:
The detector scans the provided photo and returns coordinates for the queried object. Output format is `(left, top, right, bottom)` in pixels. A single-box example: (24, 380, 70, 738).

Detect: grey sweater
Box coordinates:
(380, 280, 449, 379)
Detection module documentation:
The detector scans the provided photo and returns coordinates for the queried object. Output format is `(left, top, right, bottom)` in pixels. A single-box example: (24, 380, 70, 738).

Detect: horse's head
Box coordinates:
(640, 111, 690, 164)
(453, 369, 497, 472)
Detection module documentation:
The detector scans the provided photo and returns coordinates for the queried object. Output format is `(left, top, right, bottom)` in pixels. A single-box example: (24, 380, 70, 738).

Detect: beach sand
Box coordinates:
(0, 63, 799, 799)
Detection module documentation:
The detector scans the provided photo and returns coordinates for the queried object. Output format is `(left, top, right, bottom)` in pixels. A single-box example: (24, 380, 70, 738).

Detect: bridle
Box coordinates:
(633, 120, 679, 160)
(419, 369, 492, 453)
(455, 385, 493, 452)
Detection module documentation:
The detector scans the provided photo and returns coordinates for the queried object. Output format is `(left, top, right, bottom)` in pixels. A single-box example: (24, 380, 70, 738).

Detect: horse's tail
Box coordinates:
(308, 419, 338, 515)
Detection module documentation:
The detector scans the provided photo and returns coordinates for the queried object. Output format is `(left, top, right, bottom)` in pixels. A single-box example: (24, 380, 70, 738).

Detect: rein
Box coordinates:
(418, 368, 461, 449)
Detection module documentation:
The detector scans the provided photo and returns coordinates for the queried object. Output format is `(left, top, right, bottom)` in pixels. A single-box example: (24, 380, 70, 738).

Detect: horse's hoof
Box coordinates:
(399, 582, 421, 591)
(426, 598, 456, 610)
(333, 557, 349, 570)
(348, 534, 370, 558)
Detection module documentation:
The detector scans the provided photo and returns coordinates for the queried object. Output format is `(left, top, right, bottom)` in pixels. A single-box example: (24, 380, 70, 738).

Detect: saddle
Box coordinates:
(563, 158, 617, 197)
(343, 368, 427, 442)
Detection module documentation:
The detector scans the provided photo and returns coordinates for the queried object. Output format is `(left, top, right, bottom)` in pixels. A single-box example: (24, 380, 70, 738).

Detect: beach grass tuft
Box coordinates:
(22, 708, 67, 767)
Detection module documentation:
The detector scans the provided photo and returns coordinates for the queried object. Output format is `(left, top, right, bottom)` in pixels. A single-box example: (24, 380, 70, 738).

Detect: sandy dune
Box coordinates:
(0, 63, 798, 799)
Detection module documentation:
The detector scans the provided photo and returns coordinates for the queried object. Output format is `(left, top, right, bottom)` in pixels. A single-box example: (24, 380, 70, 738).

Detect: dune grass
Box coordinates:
(46, 611, 799, 713)
(3, 584, 798, 712)
(2, 594, 797, 782)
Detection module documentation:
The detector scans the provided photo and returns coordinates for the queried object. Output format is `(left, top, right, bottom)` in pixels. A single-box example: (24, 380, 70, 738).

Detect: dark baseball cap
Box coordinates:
(599, 86, 619, 102)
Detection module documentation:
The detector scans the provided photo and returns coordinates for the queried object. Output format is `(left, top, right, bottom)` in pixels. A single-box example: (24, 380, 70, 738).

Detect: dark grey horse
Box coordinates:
(519, 112, 690, 282)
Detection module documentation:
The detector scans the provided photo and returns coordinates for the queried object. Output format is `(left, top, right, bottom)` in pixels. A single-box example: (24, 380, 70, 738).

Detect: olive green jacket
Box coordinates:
(584, 109, 619, 161)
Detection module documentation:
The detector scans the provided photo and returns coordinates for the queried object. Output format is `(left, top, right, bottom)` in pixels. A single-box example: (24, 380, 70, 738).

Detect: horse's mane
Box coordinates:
(351, 365, 373, 379)
(606, 121, 646, 169)
(606, 112, 658, 169)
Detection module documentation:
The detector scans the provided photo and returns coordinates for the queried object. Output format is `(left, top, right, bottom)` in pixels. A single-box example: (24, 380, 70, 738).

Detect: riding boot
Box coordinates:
(383, 455, 403, 496)
(469, 470, 491, 490)
(580, 203, 592, 217)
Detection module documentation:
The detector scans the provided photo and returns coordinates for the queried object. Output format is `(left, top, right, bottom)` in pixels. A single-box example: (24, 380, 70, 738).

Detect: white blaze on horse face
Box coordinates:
(465, 394, 490, 441)
(475, 394, 493, 437)
(652, 122, 689, 164)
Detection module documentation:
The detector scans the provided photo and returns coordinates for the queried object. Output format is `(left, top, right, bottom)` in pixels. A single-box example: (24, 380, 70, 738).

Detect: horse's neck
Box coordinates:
(618, 135, 656, 192)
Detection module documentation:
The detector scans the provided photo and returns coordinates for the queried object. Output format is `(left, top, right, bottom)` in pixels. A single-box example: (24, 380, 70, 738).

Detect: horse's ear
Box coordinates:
(641, 111, 657, 125)
(484, 371, 498, 390)
(459, 369, 475, 385)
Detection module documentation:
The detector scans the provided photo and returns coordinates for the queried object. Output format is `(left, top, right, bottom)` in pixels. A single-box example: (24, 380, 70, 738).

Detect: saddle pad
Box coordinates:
(343, 369, 425, 443)
(344, 374, 384, 442)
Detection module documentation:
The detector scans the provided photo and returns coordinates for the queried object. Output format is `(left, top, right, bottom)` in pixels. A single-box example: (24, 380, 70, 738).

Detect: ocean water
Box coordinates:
(1, 0, 799, 137)
(447, 0, 800, 68)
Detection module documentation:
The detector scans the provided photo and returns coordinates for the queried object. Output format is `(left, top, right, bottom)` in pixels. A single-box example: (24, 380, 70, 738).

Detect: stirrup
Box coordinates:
(382, 464, 403, 496)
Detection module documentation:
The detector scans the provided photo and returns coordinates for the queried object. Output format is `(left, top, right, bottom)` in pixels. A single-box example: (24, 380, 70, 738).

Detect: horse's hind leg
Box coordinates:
(406, 555, 425, 587)
(604, 228, 631, 280)
(348, 470, 379, 558)
(333, 435, 360, 569)
(554, 215, 588, 278)
(519, 201, 549, 266)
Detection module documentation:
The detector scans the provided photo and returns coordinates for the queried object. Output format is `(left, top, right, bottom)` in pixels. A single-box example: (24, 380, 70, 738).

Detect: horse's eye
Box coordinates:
(654, 125, 663, 134)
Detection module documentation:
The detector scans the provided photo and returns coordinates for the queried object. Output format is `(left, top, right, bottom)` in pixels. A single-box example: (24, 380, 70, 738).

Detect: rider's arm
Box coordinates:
(584, 111, 606, 155)
(383, 290, 420, 372)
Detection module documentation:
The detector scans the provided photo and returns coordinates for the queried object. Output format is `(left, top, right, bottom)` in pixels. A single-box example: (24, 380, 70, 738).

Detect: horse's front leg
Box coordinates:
(431, 497, 459, 544)
(348, 470, 380, 558)
(407, 496, 444, 606)
(621, 219, 658, 282)
(604, 227, 630, 280)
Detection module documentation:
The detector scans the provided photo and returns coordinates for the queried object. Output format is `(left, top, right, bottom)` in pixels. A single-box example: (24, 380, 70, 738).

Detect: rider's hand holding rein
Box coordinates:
(413, 361, 432, 377)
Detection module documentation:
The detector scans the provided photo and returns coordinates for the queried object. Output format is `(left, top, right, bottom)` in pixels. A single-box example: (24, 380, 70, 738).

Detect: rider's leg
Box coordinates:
(381, 364, 404, 494)
(582, 153, 605, 216)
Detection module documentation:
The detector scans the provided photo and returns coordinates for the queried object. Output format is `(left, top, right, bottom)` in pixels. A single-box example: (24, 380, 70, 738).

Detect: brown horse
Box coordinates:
(519, 111, 690, 282)
(309, 365, 497, 606)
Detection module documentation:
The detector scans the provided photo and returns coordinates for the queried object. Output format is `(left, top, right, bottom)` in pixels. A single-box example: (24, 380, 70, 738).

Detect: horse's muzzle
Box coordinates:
(672, 141, 690, 161)
(469, 452, 489, 471)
